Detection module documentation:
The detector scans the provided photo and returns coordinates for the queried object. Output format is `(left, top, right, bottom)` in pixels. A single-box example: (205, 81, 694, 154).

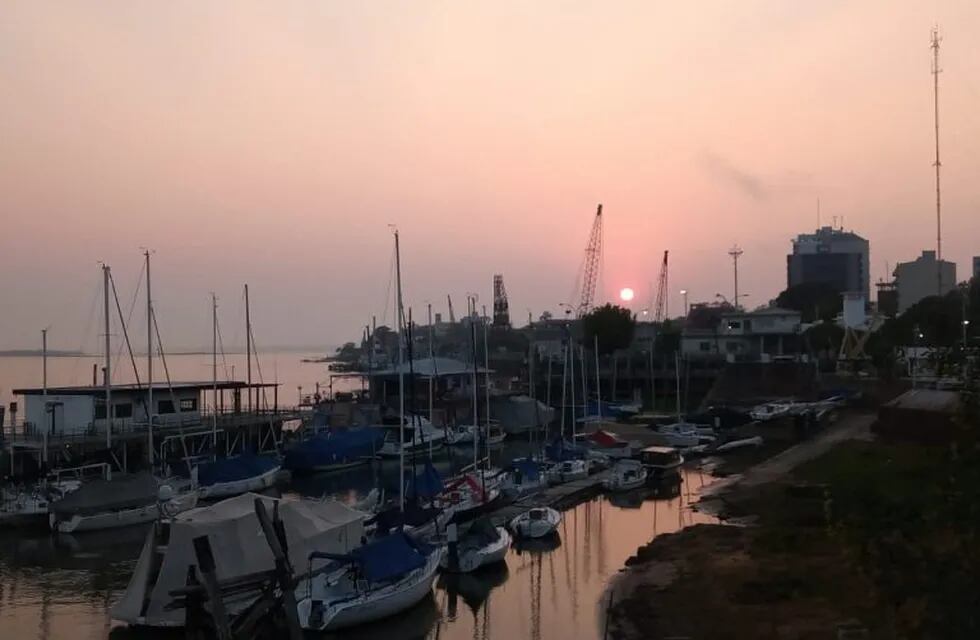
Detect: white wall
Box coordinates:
(24, 395, 94, 434)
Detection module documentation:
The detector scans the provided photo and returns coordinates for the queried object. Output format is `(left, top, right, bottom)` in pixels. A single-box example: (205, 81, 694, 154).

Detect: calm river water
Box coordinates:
(0, 444, 718, 640)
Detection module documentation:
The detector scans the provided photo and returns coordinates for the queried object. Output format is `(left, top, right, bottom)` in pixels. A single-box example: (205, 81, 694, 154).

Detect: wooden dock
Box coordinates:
(489, 471, 610, 527)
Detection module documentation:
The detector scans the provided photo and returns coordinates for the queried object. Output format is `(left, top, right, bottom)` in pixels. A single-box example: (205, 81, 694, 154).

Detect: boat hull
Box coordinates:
(52, 493, 198, 533)
(510, 509, 561, 539)
(298, 551, 440, 631)
(441, 527, 511, 573)
(198, 466, 280, 499)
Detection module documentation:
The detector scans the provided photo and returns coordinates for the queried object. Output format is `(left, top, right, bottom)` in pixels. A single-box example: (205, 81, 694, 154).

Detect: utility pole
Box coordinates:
(931, 27, 943, 296)
(245, 284, 251, 412)
(145, 249, 154, 466)
(728, 245, 744, 310)
(103, 264, 112, 451)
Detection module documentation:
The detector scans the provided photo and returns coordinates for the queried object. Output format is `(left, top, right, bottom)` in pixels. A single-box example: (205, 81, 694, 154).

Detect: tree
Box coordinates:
(774, 282, 843, 323)
(581, 304, 635, 355)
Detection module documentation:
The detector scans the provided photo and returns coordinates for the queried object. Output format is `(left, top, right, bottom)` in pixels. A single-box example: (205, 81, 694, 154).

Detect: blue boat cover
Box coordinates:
(511, 457, 542, 481)
(351, 532, 426, 582)
(283, 428, 383, 471)
(197, 453, 279, 487)
(368, 500, 440, 534)
(409, 462, 444, 498)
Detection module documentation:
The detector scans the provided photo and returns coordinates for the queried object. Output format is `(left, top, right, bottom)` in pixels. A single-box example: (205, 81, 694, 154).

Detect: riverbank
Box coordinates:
(606, 408, 980, 639)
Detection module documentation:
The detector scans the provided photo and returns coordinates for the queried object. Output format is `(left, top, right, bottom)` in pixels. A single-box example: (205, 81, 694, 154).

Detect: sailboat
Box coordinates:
(440, 517, 511, 573)
(296, 531, 441, 631)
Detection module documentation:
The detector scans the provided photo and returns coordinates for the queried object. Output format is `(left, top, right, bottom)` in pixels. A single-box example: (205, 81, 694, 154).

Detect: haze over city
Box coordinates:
(2, 1, 978, 350)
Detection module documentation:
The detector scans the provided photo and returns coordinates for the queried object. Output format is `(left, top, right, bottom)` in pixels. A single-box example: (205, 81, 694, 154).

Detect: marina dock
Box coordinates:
(490, 471, 610, 527)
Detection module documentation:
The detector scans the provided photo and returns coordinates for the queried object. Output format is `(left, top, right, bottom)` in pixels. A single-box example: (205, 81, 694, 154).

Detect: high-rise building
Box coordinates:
(893, 250, 957, 313)
(787, 226, 870, 297)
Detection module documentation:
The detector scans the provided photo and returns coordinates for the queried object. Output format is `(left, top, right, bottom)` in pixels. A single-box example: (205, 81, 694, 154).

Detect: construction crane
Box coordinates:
(447, 294, 456, 324)
(573, 204, 603, 317)
(654, 250, 669, 323)
(492, 274, 510, 327)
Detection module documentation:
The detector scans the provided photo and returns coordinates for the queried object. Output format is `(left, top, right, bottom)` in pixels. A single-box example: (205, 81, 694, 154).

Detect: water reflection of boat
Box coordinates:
(512, 531, 561, 554)
(438, 560, 509, 613)
(606, 488, 645, 509)
(317, 592, 439, 640)
(0, 524, 149, 571)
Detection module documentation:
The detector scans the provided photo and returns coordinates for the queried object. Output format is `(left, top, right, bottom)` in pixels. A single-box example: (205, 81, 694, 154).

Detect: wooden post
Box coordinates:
(254, 499, 302, 640)
(191, 535, 232, 640)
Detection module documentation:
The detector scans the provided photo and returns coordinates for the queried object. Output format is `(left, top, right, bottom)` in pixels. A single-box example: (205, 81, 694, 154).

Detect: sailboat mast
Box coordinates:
(674, 352, 682, 422)
(212, 293, 218, 450)
(559, 343, 567, 439)
(245, 284, 252, 412)
(569, 338, 576, 442)
(145, 250, 153, 466)
(394, 230, 406, 512)
(483, 318, 490, 463)
(103, 264, 112, 452)
(594, 335, 601, 421)
(427, 303, 434, 422)
(580, 345, 587, 422)
(469, 297, 479, 470)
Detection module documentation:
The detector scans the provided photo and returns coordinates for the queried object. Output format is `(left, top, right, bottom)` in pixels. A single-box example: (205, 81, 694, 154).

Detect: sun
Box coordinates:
(619, 287, 635, 302)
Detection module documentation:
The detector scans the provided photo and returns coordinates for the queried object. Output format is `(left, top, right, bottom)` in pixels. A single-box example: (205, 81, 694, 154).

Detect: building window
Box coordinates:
(727, 321, 741, 330)
(114, 403, 133, 419)
(699, 341, 711, 352)
(95, 401, 106, 419)
(180, 398, 198, 412)
(158, 399, 175, 414)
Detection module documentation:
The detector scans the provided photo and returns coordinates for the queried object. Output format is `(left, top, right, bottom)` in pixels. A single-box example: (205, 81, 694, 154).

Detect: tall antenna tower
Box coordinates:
(492, 274, 510, 327)
(729, 245, 744, 310)
(931, 26, 943, 296)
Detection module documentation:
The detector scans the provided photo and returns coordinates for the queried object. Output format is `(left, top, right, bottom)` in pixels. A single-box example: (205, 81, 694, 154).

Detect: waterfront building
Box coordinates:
(893, 250, 957, 313)
(681, 307, 802, 362)
(787, 226, 870, 298)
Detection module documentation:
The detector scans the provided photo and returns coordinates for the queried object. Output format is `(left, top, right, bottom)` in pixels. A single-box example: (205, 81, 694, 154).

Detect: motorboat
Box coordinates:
(284, 428, 384, 474)
(48, 472, 198, 534)
(378, 416, 447, 458)
(440, 518, 511, 573)
(195, 452, 281, 499)
(297, 531, 441, 631)
(636, 446, 684, 484)
(113, 493, 365, 628)
(546, 459, 589, 485)
(602, 459, 648, 492)
(510, 507, 561, 539)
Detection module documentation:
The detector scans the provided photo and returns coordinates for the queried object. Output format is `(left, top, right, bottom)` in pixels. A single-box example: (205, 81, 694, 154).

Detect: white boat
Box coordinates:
(378, 416, 447, 458)
(297, 532, 441, 631)
(48, 472, 198, 534)
(749, 402, 801, 422)
(195, 455, 281, 500)
(0, 479, 81, 528)
(654, 423, 716, 448)
(546, 459, 589, 485)
(715, 436, 764, 452)
(440, 519, 511, 573)
(435, 475, 502, 523)
(446, 424, 477, 446)
(602, 460, 648, 492)
(510, 507, 561, 539)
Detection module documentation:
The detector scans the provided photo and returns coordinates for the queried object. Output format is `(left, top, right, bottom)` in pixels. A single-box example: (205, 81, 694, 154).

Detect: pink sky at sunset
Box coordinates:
(1, 1, 978, 350)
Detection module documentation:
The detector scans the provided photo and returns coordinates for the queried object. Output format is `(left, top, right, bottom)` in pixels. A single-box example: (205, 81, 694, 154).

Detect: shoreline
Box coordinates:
(604, 410, 878, 640)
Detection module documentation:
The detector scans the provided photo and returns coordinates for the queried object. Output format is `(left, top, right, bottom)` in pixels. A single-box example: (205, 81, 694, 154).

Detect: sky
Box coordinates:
(1, 1, 979, 351)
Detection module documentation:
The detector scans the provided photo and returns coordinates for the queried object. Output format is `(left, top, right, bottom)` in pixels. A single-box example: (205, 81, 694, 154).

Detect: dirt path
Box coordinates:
(737, 410, 875, 487)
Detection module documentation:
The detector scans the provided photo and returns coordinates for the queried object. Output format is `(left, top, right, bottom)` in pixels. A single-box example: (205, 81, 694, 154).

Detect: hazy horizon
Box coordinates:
(2, 1, 979, 352)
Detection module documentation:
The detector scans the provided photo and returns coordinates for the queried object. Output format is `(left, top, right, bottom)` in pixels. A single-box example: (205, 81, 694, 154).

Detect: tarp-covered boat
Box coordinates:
(283, 428, 383, 474)
(196, 453, 280, 499)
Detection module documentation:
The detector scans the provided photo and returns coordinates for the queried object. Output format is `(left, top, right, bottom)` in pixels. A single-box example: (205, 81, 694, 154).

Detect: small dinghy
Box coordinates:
(510, 507, 561, 539)
(297, 531, 441, 631)
(602, 459, 648, 492)
(440, 517, 511, 573)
